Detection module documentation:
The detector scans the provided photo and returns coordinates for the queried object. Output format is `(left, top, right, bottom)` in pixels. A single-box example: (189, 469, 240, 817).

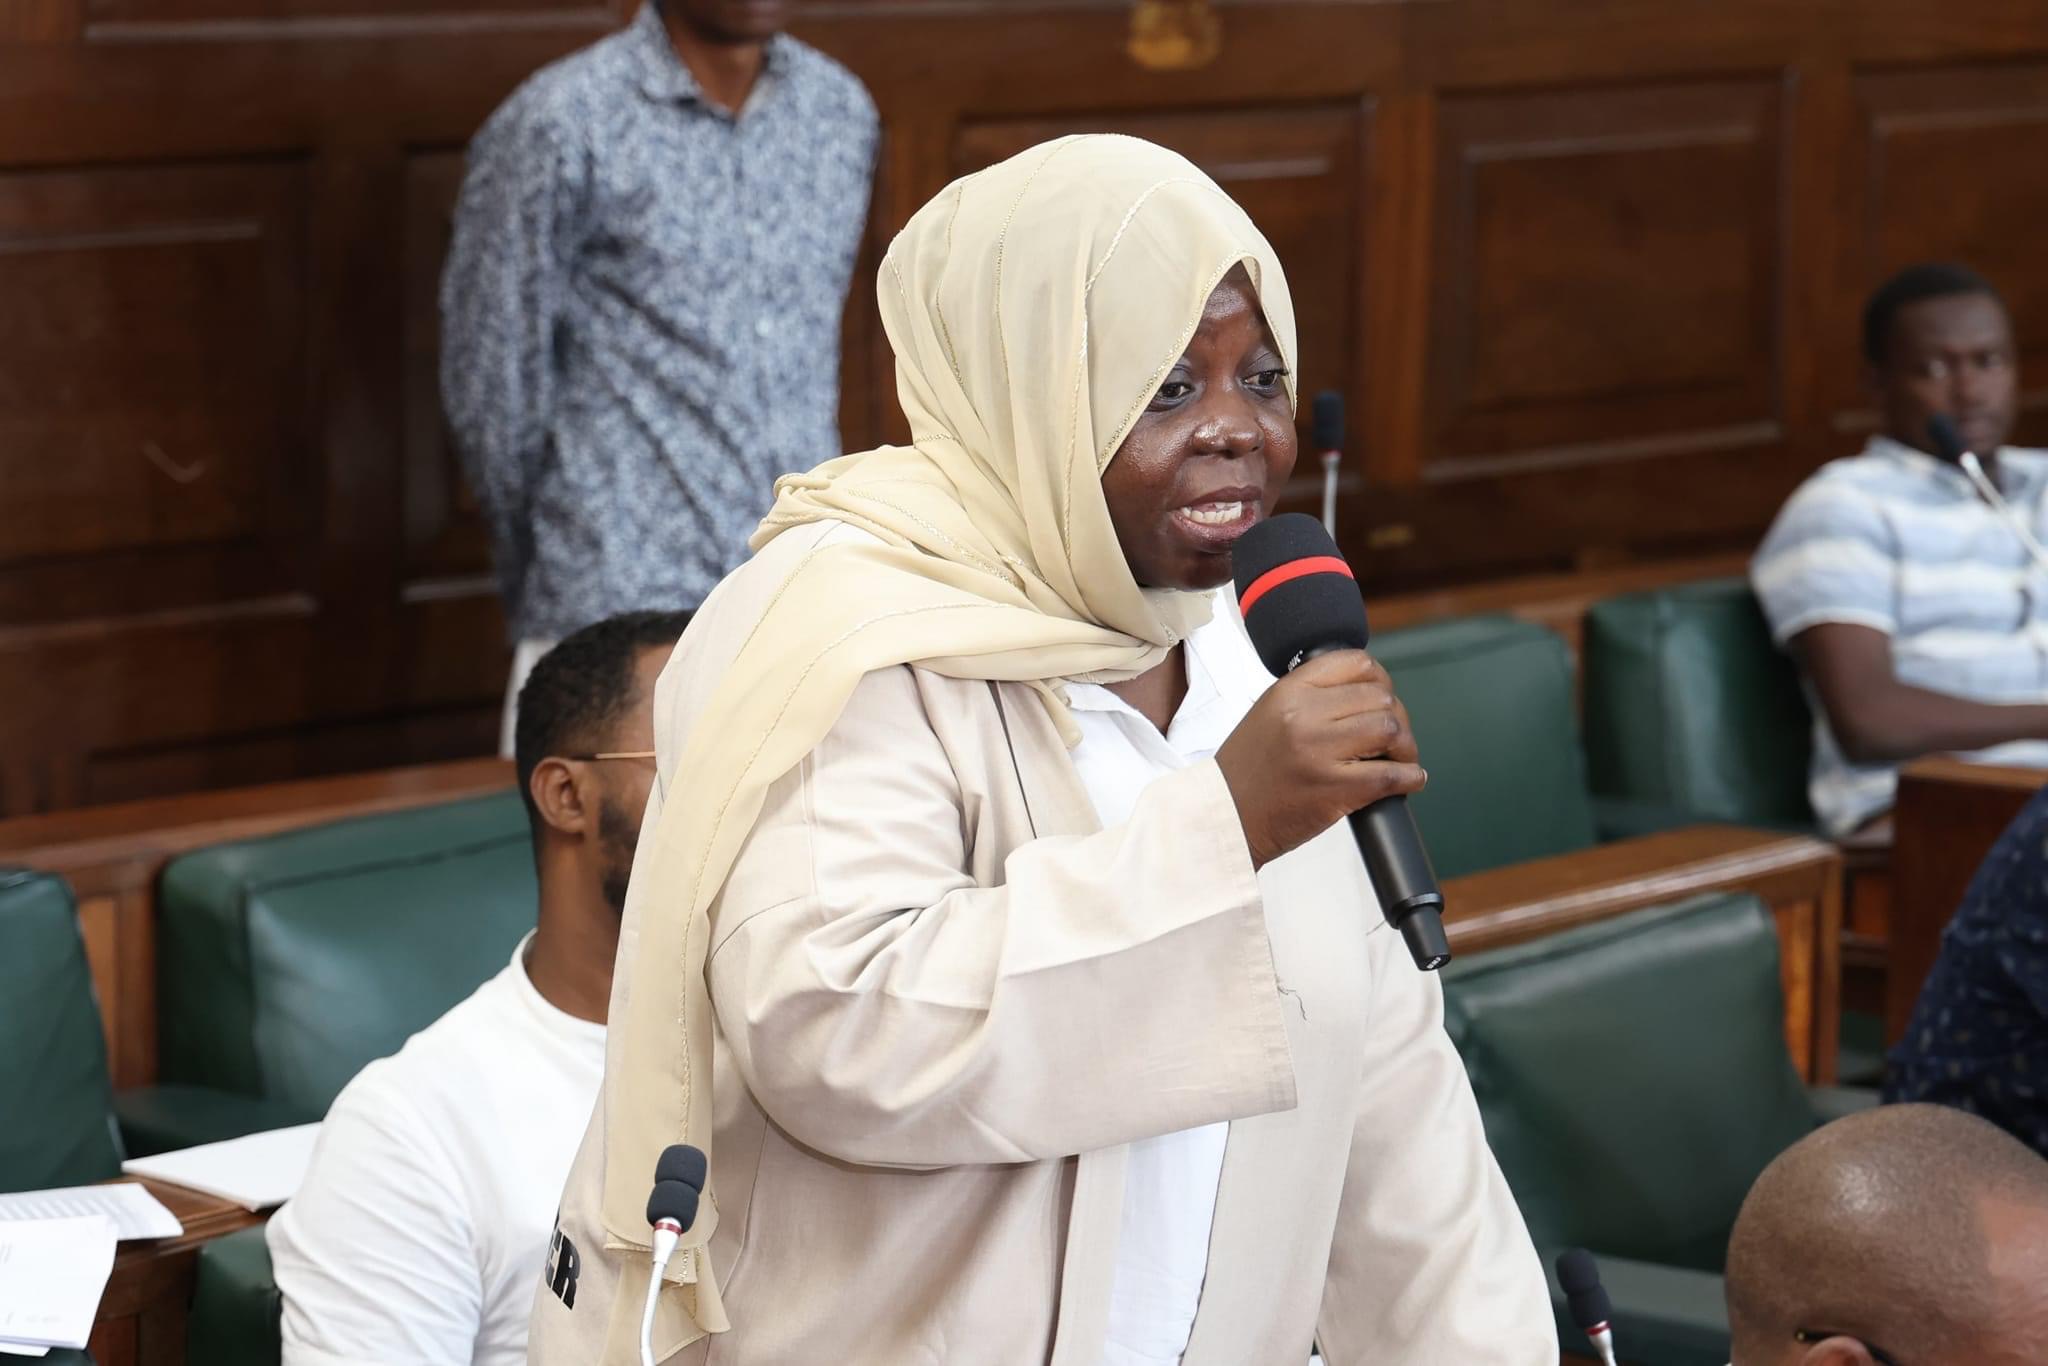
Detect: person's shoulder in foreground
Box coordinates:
(1887, 783, 2048, 1159)
(1725, 1102, 2048, 1365)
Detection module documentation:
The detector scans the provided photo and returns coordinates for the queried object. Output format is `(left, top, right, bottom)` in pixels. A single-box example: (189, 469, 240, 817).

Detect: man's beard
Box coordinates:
(597, 795, 642, 918)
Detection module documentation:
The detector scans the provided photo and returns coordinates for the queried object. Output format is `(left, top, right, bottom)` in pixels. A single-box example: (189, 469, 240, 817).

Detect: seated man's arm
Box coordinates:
(1793, 623, 2048, 764)
(267, 1074, 482, 1366)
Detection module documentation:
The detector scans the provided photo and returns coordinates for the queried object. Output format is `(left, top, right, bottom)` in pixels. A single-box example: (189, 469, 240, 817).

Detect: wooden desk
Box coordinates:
(88, 1178, 265, 1366)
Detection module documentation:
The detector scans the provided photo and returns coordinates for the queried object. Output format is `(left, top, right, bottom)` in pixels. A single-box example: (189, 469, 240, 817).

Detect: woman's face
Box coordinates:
(1102, 266, 1298, 591)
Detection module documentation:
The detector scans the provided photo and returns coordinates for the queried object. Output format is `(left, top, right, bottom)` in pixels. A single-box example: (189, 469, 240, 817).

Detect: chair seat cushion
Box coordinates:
(1443, 891, 1815, 1272)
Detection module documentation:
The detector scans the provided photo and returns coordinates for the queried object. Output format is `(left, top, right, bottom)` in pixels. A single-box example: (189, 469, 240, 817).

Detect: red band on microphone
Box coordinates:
(1237, 555, 1354, 616)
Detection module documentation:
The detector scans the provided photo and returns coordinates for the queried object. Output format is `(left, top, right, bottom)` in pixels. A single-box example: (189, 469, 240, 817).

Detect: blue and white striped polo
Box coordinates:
(1751, 435, 2048, 834)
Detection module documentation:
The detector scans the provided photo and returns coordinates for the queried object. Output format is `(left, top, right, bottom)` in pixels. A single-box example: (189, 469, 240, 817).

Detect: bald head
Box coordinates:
(1726, 1104, 2048, 1365)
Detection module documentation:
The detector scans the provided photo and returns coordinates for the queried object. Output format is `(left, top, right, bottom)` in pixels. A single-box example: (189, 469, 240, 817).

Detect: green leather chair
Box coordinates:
(190, 1224, 281, 1366)
(0, 868, 124, 1192)
(1443, 890, 1875, 1365)
(153, 790, 537, 1131)
(1580, 577, 1815, 831)
(1373, 615, 1602, 879)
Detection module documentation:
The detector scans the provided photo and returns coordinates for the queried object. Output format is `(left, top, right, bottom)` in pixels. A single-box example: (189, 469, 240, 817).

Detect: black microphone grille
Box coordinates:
(656, 1142, 708, 1191)
(646, 1178, 701, 1232)
(1554, 1247, 1613, 1331)
(1927, 412, 1967, 462)
(1312, 390, 1345, 452)
(1231, 513, 1369, 677)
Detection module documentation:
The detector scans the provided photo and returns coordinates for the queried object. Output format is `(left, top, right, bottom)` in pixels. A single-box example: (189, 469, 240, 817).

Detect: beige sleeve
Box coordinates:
(704, 664, 1298, 1169)
(1315, 944, 1558, 1364)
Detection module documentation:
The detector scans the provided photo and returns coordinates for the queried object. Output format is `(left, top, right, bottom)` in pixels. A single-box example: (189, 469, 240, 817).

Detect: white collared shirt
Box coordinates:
(1064, 592, 1275, 1366)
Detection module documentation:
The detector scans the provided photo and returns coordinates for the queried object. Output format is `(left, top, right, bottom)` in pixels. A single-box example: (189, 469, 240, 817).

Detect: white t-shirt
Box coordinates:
(1065, 592, 1273, 1366)
(268, 934, 606, 1366)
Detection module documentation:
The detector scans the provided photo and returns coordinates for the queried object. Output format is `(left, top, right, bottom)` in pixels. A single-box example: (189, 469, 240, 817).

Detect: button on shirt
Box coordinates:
(1752, 435, 2048, 835)
(440, 3, 878, 639)
(1888, 782, 2048, 1158)
(1063, 592, 1275, 1366)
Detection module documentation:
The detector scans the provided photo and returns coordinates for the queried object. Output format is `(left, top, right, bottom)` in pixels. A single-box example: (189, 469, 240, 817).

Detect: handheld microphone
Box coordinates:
(1555, 1248, 1618, 1366)
(1232, 512, 1451, 971)
(640, 1143, 708, 1366)
(1312, 391, 1344, 538)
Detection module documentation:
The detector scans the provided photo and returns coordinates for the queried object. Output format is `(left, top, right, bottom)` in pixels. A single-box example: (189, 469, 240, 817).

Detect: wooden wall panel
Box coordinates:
(1845, 63, 2048, 439)
(1429, 80, 1782, 467)
(12, 1, 2048, 815)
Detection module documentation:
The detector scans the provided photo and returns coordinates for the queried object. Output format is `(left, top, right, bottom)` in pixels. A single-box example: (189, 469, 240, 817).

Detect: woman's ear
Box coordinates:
(528, 756, 594, 840)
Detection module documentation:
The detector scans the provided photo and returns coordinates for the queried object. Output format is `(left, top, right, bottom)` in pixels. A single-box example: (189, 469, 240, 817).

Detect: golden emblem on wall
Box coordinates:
(1128, 0, 1222, 71)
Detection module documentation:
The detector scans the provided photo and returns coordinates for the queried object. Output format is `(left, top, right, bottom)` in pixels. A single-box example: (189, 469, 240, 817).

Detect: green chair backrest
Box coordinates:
(0, 869, 124, 1191)
(1582, 578, 1814, 829)
(156, 791, 536, 1116)
(1374, 614, 1597, 878)
(1442, 891, 1814, 1272)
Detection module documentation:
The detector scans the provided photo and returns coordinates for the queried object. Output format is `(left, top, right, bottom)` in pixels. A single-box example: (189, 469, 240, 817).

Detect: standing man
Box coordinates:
(1752, 263, 2048, 835)
(441, 0, 878, 753)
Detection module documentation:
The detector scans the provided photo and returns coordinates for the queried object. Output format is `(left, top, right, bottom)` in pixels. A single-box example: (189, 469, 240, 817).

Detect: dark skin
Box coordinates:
(1100, 266, 1426, 869)
(1793, 292, 2048, 772)
(522, 645, 667, 1023)
(660, 0, 789, 115)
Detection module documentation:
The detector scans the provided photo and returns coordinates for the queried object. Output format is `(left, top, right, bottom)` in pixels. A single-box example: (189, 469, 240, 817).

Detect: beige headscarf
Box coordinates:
(599, 133, 1297, 1337)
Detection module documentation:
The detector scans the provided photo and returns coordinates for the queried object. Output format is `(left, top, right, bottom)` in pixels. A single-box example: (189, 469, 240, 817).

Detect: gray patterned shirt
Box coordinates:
(441, 3, 877, 639)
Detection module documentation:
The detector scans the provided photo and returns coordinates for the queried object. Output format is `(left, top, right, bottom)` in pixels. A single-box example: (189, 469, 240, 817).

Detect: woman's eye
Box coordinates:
(1249, 369, 1287, 390)
(1153, 380, 1195, 405)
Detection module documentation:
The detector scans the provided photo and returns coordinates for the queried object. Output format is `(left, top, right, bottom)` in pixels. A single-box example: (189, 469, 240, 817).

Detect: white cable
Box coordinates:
(1320, 450, 1340, 538)
(1960, 451, 2048, 576)
(638, 1221, 681, 1366)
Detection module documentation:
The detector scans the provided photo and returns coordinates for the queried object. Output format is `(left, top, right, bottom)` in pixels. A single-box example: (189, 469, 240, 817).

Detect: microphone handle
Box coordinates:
(1301, 645, 1452, 971)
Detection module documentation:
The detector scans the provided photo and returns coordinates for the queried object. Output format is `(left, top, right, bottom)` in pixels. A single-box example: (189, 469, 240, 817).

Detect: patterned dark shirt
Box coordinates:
(441, 3, 877, 639)
(1888, 781, 2048, 1156)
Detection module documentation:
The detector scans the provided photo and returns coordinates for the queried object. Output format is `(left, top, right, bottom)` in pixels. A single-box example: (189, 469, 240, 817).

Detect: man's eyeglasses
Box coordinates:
(1796, 1327, 1902, 1365)
(562, 750, 657, 763)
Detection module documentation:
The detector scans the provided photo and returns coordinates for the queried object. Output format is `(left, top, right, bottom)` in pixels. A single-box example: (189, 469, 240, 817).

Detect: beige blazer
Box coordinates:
(529, 523, 1556, 1365)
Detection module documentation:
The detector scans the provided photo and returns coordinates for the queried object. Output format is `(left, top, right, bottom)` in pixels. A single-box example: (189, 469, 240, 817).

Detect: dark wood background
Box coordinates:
(6, 0, 2048, 816)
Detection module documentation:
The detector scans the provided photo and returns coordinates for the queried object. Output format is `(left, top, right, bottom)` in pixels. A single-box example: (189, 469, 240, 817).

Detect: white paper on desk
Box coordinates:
(0, 1182, 182, 1241)
(0, 1340, 50, 1356)
(0, 1214, 116, 1351)
(121, 1123, 321, 1211)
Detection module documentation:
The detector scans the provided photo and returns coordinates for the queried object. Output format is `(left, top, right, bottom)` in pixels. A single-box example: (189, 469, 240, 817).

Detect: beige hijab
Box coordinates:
(599, 133, 1297, 1337)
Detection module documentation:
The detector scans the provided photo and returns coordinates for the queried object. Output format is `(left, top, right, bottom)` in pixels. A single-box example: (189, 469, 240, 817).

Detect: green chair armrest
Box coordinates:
(189, 1223, 281, 1366)
(1808, 1085, 1882, 1125)
(1545, 1247, 1730, 1366)
(113, 1086, 318, 1158)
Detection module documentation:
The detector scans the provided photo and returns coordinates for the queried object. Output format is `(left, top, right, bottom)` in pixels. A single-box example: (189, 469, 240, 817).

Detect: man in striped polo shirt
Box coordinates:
(1753, 263, 2048, 836)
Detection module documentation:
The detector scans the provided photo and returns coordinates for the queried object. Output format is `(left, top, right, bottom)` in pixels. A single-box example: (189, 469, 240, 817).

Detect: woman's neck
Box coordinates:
(1103, 643, 1188, 736)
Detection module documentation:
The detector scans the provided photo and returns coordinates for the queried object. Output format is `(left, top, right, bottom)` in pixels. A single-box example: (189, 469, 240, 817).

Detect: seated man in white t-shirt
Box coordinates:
(267, 609, 689, 1366)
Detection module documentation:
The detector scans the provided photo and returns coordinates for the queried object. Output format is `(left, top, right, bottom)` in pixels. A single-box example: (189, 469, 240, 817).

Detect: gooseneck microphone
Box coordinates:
(1313, 391, 1344, 538)
(1232, 513, 1451, 971)
(1555, 1248, 1618, 1366)
(640, 1143, 708, 1366)
(1931, 413, 2048, 575)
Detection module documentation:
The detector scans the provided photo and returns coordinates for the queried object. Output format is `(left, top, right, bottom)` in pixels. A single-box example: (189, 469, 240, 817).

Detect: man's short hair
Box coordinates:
(1861, 262, 2004, 366)
(1726, 1103, 2048, 1360)
(513, 610, 691, 839)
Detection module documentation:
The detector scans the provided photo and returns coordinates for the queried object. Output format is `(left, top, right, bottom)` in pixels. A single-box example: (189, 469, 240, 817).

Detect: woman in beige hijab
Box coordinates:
(529, 134, 1553, 1366)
